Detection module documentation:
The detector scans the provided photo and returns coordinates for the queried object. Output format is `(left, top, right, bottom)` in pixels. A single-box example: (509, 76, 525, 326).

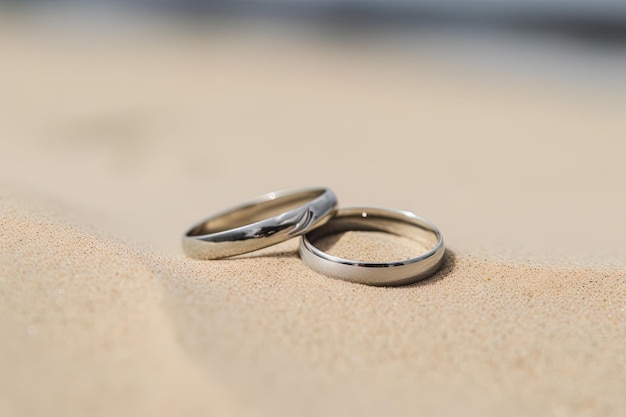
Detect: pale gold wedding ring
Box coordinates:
(298, 207, 445, 286)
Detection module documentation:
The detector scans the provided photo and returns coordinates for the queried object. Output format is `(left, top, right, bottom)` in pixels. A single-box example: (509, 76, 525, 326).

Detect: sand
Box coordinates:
(1, 13, 625, 417)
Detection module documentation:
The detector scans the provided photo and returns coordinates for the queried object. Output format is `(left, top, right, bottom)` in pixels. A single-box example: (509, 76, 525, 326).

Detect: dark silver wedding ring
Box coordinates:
(183, 187, 337, 259)
(299, 207, 445, 286)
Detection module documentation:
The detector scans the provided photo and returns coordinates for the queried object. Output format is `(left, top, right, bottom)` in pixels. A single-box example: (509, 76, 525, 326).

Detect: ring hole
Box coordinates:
(314, 230, 437, 263)
(189, 189, 325, 235)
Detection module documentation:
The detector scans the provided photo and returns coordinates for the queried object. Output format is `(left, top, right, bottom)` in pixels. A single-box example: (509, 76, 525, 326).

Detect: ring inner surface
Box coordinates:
(188, 189, 324, 236)
(307, 213, 438, 263)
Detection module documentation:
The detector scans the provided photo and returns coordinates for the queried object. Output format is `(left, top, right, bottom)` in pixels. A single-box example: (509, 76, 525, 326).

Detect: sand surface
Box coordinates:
(1, 14, 625, 417)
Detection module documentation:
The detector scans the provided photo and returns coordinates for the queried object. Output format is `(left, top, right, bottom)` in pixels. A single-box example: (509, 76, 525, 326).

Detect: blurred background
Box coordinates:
(1, 0, 625, 263)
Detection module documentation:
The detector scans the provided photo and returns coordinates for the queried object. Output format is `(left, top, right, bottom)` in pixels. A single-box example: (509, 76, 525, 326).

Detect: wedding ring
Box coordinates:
(299, 207, 445, 286)
(183, 187, 337, 259)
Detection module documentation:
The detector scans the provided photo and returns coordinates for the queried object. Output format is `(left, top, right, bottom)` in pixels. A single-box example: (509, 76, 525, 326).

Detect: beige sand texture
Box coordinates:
(1, 14, 626, 417)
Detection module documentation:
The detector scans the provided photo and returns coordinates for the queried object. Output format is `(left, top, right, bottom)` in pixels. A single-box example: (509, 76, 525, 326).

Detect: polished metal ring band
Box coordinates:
(299, 207, 445, 286)
(183, 187, 337, 259)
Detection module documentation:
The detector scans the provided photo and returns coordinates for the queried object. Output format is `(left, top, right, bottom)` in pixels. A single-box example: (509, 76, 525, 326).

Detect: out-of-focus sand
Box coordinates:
(1, 14, 625, 417)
